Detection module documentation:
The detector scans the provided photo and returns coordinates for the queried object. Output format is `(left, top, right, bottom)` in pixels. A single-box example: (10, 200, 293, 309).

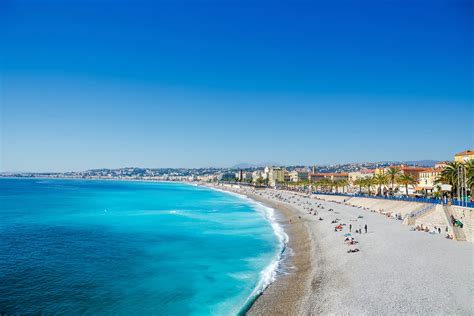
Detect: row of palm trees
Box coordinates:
(353, 173, 417, 196)
(312, 178, 349, 193)
(284, 169, 422, 197)
(282, 178, 349, 193)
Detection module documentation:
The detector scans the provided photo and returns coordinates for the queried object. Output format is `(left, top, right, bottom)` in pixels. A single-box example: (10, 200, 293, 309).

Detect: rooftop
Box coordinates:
(400, 166, 429, 171)
(455, 150, 474, 156)
(420, 168, 444, 173)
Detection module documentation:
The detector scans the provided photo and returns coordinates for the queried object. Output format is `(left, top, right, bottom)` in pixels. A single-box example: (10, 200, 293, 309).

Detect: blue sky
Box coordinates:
(1, 0, 472, 172)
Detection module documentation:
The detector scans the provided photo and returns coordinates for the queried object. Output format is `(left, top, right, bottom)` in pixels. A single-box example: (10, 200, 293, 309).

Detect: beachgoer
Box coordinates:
(438, 227, 441, 234)
(349, 224, 352, 232)
(364, 224, 367, 233)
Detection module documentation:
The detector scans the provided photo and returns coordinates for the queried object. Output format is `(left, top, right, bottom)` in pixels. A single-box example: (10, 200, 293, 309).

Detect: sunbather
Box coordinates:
(347, 248, 360, 253)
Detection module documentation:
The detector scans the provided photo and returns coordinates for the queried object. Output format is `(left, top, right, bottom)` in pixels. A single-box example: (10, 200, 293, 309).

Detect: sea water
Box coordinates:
(0, 178, 285, 315)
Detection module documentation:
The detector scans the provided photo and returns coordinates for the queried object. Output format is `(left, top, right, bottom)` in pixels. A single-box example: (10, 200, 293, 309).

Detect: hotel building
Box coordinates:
(454, 150, 474, 163)
(348, 169, 375, 182)
(268, 167, 286, 186)
(417, 168, 443, 193)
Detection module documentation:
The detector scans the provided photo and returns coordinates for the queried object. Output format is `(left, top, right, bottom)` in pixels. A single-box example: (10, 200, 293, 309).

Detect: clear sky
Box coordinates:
(1, 0, 473, 172)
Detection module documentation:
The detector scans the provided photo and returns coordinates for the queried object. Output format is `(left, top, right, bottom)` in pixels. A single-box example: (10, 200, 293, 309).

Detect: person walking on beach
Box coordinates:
(349, 224, 352, 232)
(364, 224, 367, 233)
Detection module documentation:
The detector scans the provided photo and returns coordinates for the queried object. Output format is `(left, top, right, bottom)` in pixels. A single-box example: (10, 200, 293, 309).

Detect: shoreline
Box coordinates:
(204, 184, 315, 315)
(243, 191, 314, 315)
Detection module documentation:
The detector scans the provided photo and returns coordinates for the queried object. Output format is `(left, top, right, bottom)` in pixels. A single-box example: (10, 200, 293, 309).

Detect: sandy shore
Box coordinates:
(209, 184, 473, 315)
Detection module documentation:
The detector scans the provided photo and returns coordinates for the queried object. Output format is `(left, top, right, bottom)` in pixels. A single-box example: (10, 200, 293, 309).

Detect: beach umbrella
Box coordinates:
(344, 233, 351, 237)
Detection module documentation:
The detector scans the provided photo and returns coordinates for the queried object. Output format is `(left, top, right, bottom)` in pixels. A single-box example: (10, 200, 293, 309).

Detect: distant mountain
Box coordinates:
(230, 162, 280, 169)
(402, 160, 438, 167)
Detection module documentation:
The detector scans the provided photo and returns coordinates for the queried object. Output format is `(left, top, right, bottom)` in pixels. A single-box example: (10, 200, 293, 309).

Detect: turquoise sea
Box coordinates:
(0, 178, 285, 315)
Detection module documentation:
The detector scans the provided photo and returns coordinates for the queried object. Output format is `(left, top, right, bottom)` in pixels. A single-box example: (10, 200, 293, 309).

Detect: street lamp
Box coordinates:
(457, 164, 467, 207)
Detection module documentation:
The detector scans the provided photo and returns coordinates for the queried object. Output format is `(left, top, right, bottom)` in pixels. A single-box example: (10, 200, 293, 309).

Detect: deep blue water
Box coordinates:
(0, 179, 283, 315)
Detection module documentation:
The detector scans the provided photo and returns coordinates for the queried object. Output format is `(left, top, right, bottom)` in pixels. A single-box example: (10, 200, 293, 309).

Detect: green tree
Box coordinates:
(353, 178, 363, 193)
(373, 174, 388, 196)
(385, 167, 401, 193)
(319, 178, 332, 192)
(337, 179, 349, 193)
(333, 180, 340, 193)
(397, 174, 417, 196)
(327, 179, 333, 192)
(362, 177, 375, 196)
(436, 162, 461, 198)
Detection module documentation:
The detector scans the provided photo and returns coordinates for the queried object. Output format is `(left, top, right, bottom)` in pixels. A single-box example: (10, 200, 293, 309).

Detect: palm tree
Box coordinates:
(353, 179, 363, 194)
(373, 174, 388, 196)
(436, 162, 460, 198)
(385, 167, 401, 194)
(315, 180, 325, 192)
(363, 177, 375, 196)
(433, 184, 442, 199)
(333, 180, 339, 193)
(320, 178, 332, 192)
(327, 179, 336, 193)
(338, 179, 349, 193)
(333, 179, 347, 193)
(397, 174, 417, 196)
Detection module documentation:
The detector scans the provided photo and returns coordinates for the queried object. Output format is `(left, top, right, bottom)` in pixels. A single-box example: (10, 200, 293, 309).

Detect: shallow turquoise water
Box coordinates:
(0, 179, 282, 315)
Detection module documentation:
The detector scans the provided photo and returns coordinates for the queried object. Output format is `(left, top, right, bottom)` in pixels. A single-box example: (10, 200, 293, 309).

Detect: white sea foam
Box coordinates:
(245, 202, 288, 293)
(204, 185, 290, 311)
(126, 209, 186, 216)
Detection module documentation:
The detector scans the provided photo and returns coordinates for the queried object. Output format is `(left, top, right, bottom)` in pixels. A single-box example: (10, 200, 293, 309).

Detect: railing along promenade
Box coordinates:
(311, 191, 474, 209)
(217, 181, 474, 209)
